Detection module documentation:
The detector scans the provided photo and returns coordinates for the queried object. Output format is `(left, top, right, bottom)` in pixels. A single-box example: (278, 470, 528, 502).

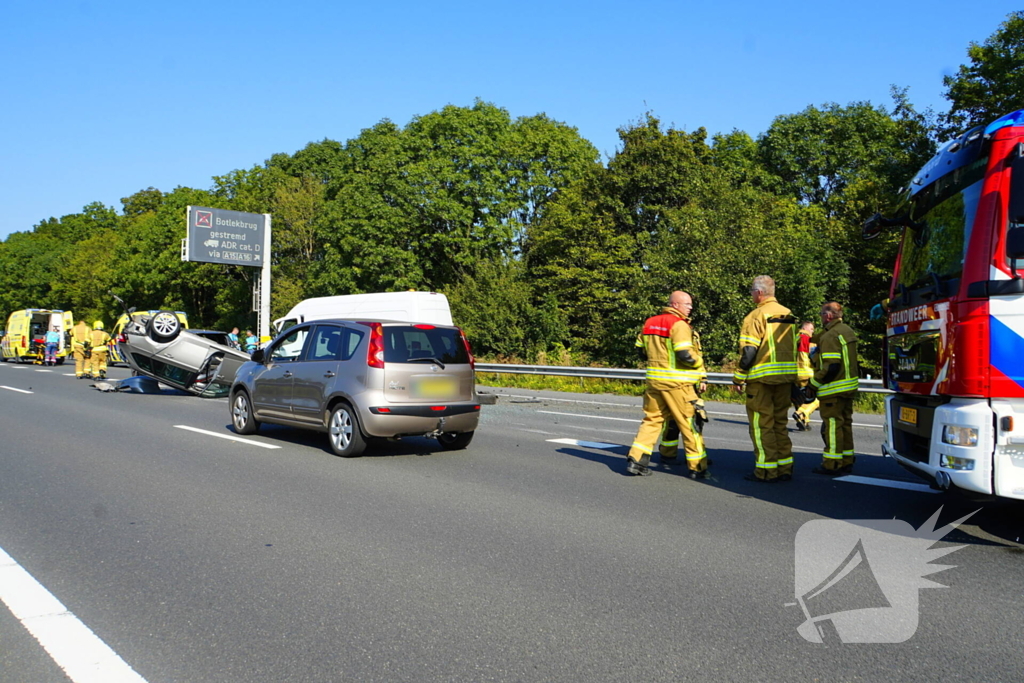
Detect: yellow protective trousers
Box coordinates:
(819, 395, 855, 470)
(72, 343, 89, 377)
(745, 382, 794, 480)
(628, 384, 703, 469)
(89, 348, 109, 377)
(796, 398, 819, 423)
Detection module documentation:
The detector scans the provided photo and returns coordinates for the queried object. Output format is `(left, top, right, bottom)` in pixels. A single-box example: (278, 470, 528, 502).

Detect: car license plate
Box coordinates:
(899, 406, 918, 426)
(412, 377, 458, 399)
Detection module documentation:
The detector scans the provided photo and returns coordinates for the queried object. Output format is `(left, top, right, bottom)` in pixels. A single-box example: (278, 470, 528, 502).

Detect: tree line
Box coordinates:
(2, 12, 1022, 374)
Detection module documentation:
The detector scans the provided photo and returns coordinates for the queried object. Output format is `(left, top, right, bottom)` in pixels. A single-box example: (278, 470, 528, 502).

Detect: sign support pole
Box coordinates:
(258, 214, 272, 344)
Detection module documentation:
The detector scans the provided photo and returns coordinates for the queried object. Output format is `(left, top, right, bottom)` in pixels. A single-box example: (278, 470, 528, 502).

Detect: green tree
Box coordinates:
(940, 11, 1024, 137)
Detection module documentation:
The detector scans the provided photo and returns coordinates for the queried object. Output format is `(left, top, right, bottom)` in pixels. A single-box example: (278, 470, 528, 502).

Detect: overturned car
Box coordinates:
(117, 308, 251, 398)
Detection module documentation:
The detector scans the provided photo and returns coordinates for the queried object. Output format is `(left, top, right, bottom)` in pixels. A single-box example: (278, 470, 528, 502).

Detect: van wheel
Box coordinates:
(231, 391, 260, 435)
(328, 404, 366, 457)
(55, 358, 65, 365)
(437, 431, 474, 450)
(148, 311, 181, 343)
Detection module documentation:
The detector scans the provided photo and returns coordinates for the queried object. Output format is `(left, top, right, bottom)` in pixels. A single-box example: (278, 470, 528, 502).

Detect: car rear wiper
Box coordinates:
(407, 357, 446, 369)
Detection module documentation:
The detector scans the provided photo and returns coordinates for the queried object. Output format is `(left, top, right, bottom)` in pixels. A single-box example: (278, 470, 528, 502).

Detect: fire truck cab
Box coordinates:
(870, 110, 1024, 500)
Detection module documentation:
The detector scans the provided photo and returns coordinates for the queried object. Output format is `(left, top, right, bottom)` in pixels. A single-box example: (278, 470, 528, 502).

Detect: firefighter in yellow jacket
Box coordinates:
(732, 275, 804, 482)
(89, 321, 111, 380)
(625, 291, 708, 477)
(809, 302, 859, 475)
(70, 320, 92, 379)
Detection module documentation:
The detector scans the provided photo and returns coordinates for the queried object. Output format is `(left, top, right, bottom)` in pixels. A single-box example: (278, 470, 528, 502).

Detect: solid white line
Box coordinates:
(0, 386, 33, 394)
(834, 474, 939, 494)
(538, 410, 640, 423)
(0, 546, 148, 683)
(173, 425, 282, 449)
(547, 438, 625, 450)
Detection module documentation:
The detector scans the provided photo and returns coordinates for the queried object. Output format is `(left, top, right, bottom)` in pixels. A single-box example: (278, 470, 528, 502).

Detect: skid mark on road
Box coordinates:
(0, 545, 148, 682)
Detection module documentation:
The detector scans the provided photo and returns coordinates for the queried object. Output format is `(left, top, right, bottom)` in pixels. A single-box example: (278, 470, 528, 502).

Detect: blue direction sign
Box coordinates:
(185, 206, 266, 266)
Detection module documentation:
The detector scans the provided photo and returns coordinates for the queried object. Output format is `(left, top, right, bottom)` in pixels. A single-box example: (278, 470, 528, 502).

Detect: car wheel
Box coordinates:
(231, 391, 260, 435)
(437, 431, 474, 450)
(55, 357, 65, 365)
(328, 403, 366, 457)
(148, 311, 182, 343)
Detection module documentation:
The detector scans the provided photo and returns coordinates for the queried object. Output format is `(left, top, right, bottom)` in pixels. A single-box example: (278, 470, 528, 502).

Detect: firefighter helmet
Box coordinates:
(94, 321, 104, 330)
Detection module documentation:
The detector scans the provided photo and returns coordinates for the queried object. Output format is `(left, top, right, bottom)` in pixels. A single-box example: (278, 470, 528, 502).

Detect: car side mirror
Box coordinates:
(251, 348, 265, 363)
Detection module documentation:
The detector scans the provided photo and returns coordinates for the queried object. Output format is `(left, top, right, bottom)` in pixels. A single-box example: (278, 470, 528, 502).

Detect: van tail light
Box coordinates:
(21, 337, 26, 348)
(362, 322, 385, 368)
(459, 328, 475, 369)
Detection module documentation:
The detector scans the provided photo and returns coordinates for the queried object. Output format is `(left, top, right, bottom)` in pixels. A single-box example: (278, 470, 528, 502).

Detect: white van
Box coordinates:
(274, 292, 454, 333)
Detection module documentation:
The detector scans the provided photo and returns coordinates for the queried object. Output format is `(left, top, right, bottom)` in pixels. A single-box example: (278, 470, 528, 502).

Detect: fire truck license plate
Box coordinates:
(899, 406, 918, 425)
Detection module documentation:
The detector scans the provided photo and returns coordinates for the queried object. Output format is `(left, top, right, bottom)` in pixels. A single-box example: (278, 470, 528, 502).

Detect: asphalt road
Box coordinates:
(0, 362, 1022, 682)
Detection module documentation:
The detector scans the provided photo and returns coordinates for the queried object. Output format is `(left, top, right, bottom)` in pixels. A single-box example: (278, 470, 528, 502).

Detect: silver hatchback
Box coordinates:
(228, 319, 480, 456)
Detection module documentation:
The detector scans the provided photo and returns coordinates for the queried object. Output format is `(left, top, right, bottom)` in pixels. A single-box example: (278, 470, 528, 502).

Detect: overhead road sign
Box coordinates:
(184, 206, 267, 267)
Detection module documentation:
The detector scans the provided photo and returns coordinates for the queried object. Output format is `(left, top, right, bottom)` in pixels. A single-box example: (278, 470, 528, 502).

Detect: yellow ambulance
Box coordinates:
(1, 309, 75, 364)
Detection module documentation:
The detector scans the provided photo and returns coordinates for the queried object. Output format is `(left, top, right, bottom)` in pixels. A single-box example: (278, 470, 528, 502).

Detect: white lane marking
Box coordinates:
(835, 474, 939, 494)
(64, 374, 77, 377)
(174, 425, 282, 449)
(1, 386, 33, 394)
(35, 369, 52, 373)
(547, 438, 625, 450)
(538, 410, 640, 423)
(0, 545, 148, 683)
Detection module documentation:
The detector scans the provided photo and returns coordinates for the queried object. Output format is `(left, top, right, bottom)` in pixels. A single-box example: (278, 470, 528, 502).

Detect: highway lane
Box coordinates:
(0, 362, 1023, 682)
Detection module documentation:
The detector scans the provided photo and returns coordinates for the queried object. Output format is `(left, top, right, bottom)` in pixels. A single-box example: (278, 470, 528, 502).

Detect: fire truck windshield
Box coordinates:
(897, 156, 987, 290)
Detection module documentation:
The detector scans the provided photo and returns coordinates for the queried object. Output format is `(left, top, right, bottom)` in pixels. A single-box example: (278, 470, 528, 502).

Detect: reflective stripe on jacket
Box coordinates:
(733, 297, 801, 385)
(635, 308, 703, 387)
(811, 319, 859, 397)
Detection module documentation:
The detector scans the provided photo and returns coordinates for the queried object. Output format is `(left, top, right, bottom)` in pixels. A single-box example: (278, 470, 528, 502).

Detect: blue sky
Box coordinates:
(0, 1, 1014, 239)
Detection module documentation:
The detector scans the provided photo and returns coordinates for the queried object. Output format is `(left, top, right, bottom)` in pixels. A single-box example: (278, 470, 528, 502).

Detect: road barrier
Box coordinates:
(475, 363, 891, 394)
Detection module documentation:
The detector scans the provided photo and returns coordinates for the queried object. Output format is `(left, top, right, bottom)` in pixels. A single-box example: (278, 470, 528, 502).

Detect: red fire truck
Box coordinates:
(865, 109, 1024, 500)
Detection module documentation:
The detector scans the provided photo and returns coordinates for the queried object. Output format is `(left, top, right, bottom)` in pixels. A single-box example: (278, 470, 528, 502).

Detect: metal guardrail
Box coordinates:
(475, 363, 892, 394)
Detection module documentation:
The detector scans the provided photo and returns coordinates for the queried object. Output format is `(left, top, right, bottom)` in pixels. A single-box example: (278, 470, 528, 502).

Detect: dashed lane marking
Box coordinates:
(0, 545, 148, 682)
(0, 386, 33, 394)
(174, 425, 282, 449)
(835, 474, 940, 494)
(547, 438, 625, 450)
(538, 410, 640, 423)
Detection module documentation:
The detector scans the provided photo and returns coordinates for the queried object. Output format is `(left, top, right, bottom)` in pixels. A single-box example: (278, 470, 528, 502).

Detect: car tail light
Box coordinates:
(459, 328, 475, 369)
(414, 324, 435, 330)
(430, 406, 445, 411)
(362, 322, 384, 368)
(377, 407, 391, 413)
(118, 334, 127, 343)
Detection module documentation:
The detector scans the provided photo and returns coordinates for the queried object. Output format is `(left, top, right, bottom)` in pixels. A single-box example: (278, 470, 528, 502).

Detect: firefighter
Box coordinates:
(625, 291, 708, 478)
(70, 319, 92, 379)
(808, 302, 859, 475)
(793, 321, 819, 431)
(88, 321, 111, 380)
(732, 275, 804, 483)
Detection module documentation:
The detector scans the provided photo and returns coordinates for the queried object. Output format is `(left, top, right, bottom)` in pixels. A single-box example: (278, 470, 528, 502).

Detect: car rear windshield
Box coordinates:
(383, 326, 469, 364)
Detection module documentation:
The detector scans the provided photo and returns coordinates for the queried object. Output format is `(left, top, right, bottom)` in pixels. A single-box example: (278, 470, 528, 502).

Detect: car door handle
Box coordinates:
(283, 371, 293, 378)
(324, 371, 336, 378)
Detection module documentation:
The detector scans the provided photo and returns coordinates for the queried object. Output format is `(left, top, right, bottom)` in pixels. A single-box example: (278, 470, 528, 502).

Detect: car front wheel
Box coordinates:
(231, 391, 259, 435)
(328, 404, 366, 457)
(437, 431, 474, 450)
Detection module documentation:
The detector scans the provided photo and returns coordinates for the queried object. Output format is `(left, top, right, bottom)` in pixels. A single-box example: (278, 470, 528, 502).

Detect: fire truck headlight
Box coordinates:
(941, 425, 979, 447)
(940, 454, 976, 470)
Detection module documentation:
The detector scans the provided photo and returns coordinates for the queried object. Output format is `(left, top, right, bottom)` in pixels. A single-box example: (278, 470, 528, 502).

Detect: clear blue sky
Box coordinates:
(0, 1, 1014, 240)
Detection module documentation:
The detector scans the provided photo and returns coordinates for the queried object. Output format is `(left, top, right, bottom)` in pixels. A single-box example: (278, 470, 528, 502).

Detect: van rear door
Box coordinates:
(381, 325, 474, 403)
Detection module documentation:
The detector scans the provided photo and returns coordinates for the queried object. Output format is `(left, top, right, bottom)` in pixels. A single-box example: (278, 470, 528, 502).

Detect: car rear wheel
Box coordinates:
(328, 404, 366, 457)
(148, 311, 182, 343)
(437, 431, 474, 450)
(231, 391, 260, 435)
